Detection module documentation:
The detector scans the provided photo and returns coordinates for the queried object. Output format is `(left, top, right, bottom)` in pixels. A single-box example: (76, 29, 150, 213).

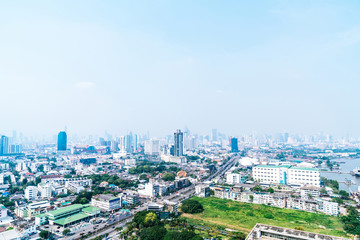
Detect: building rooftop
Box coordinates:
(53, 212, 89, 226)
(47, 204, 83, 217)
(254, 165, 291, 169)
(82, 206, 100, 214)
(246, 224, 349, 240)
(93, 194, 118, 201)
(291, 166, 319, 172)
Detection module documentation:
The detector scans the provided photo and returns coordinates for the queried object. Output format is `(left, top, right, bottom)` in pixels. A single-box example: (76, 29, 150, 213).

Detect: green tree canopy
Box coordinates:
(181, 199, 204, 214)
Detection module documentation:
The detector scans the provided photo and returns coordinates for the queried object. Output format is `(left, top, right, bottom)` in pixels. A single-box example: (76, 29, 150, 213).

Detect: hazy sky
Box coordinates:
(1, 0, 360, 137)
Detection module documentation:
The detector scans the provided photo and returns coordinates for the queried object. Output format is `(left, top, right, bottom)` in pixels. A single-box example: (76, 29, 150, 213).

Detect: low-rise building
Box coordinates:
(91, 194, 121, 212)
(246, 223, 349, 240)
(195, 185, 210, 198)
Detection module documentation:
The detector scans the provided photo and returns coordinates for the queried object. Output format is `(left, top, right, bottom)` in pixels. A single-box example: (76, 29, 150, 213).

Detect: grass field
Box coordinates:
(181, 197, 348, 237)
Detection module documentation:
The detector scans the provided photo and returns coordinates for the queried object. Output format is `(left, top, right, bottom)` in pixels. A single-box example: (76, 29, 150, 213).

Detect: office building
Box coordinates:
(57, 131, 67, 151)
(91, 194, 121, 212)
(0, 135, 9, 155)
(174, 129, 183, 156)
(230, 137, 239, 153)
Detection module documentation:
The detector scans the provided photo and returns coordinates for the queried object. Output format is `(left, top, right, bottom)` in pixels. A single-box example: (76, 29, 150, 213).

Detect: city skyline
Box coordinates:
(1, 1, 360, 137)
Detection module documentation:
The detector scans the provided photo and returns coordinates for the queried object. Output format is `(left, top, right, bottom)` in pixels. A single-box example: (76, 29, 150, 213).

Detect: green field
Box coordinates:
(181, 197, 348, 237)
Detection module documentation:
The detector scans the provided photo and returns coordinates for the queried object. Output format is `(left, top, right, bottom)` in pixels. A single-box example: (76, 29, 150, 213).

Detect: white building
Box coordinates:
(25, 186, 38, 200)
(226, 173, 242, 184)
(252, 165, 320, 187)
(321, 200, 339, 216)
(195, 185, 211, 198)
(91, 194, 121, 211)
(145, 139, 160, 155)
(287, 167, 320, 187)
(300, 186, 320, 198)
(38, 183, 52, 199)
(65, 182, 85, 193)
(16, 162, 27, 172)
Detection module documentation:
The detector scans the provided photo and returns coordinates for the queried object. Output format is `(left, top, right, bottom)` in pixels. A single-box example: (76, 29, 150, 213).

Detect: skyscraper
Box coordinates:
(230, 137, 239, 153)
(57, 131, 67, 151)
(174, 129, 184, 156)
(211, 129, 218, 142)
(0, 135, 9, 155)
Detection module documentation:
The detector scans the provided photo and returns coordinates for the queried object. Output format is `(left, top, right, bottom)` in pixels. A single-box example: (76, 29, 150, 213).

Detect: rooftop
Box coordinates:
(48, 204, 83, 217)
(246, 224, 349, 240)
(54, 212, 89, 226)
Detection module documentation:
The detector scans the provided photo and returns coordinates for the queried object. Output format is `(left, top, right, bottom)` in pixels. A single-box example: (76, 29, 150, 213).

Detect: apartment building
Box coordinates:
(25, 186, 38, 200)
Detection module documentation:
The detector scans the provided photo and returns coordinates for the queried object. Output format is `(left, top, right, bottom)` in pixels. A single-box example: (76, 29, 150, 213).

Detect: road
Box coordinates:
(83, 155, 239, 239)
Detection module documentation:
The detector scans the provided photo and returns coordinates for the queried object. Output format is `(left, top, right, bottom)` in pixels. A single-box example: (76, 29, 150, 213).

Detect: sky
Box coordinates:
(1, 0, 360, 138)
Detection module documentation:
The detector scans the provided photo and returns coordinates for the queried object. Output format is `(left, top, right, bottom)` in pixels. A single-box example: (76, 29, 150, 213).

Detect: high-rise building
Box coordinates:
(0, 135, 9, 155)
(144, 139, 160, 155)
(211, 129, 218, 142)
(57, 131, 67, 151)
(174, 129, 183, 156)
(230, 137, 239, 153)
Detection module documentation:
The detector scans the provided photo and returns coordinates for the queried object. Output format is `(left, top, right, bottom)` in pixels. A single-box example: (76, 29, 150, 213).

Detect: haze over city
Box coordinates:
(1, 0, 360, 138)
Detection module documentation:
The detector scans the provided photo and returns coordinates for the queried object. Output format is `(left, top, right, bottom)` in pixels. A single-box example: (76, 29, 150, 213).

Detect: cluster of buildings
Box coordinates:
(24, 176, 92, 200)
(138, 178, 190, 198)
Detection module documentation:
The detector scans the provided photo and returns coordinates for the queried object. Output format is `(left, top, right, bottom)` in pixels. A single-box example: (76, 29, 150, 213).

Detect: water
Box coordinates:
(321, 158, 360, 192)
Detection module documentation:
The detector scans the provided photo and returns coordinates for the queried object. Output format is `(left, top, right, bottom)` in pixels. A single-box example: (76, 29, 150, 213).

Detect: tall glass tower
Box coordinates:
(174, 129, 184, 156)
(57, 131, 67, 151)
(230, 137, 239, 153)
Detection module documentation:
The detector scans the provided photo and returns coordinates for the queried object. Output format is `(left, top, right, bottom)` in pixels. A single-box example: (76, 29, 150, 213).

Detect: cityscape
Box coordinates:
(1, 1, 360, 240)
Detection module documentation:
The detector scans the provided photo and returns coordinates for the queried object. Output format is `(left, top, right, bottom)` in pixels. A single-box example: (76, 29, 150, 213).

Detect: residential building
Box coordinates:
(226, 173, 242, 184)
(25, 186, 38, 200)
(320, 201, 339, 216)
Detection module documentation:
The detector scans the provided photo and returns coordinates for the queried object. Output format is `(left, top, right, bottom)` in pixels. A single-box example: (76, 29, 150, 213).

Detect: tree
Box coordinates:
(22, 178, 28, 186)
(140, 174, 148, 181)
(320, 188, 327, 195)
(230, 231, 246, 240)
(162, 172, 176, 181)
(266, 187, 274, 193)
(252, 185, 263, 192)
(144, 212, 159, 227)
(339, 190, 349, 199)
(181, 199, 204, 214)
(139, 226, 166, 240)
(63, 229, 71, 236)
(39, 230, 53, 240)
(164, 230, 196, 240)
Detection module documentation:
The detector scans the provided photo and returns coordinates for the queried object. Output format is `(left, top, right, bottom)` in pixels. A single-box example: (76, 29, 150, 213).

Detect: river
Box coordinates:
(321, 158, 360, 192)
